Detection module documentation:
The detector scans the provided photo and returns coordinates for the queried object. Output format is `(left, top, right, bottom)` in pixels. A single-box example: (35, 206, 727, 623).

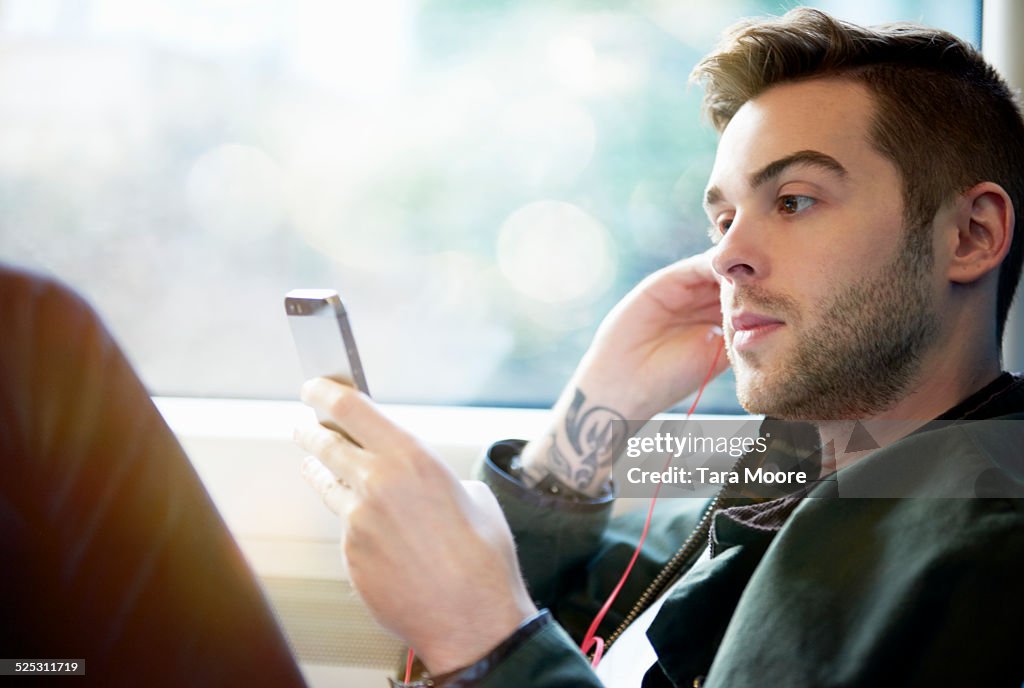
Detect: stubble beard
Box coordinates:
(727, 230, 939, 421)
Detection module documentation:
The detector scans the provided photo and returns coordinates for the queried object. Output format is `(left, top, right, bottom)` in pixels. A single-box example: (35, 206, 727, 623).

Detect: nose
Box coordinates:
(710, 214, 766, 285)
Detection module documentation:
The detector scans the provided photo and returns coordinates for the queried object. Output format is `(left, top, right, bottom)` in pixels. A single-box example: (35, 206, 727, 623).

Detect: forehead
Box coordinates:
(708, 78, 877, 189)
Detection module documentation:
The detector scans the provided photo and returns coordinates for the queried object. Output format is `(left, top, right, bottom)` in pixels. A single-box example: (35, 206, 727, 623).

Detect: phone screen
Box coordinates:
(285, 289, 370, 396)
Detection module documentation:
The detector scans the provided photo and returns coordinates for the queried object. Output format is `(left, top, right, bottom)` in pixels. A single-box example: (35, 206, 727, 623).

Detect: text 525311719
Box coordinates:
(0, 660, 85, 675)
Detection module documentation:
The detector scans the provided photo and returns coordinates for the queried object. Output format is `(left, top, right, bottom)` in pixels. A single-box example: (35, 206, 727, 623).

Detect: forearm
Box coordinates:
(517, 252, 727, 497)
(518, 376, 648, 497)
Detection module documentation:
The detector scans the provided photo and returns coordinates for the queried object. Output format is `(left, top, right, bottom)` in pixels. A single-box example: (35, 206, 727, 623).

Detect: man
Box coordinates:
(296, 8, 1024, 687)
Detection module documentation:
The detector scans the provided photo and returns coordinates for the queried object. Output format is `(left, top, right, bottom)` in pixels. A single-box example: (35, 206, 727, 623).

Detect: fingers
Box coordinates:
(301, 456, 354, 581)
(294, 423, 370, 491)
(640, 255, 723, 315)
(689, 300, 726, 324)
(300, 377, 412, 452)
(647, 285, 722, 327)
(301, 455, 356, 516)
(657, 250, 719, 286)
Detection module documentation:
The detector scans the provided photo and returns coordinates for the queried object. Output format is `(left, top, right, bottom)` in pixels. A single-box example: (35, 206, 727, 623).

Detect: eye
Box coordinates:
(778, 195, 816, 215)
(706, 217, 733, 244)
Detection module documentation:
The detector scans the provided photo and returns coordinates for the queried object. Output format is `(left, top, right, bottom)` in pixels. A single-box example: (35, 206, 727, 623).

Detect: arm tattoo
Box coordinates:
(547, 388, 627, 491)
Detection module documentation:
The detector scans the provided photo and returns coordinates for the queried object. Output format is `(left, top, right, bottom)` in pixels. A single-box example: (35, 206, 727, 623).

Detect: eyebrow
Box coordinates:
(703, 149, 848, 210)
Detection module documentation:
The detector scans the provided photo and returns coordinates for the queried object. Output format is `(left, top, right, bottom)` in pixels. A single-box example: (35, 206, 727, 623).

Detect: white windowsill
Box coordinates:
(153, 396, 557, 579)
(153, 396, 745, 580)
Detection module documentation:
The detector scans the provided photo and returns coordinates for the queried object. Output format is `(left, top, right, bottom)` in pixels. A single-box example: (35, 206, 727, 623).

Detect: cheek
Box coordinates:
(797, 275, 843, 323)
(792, 238, 874, 290)
(802, 265, 837, 302)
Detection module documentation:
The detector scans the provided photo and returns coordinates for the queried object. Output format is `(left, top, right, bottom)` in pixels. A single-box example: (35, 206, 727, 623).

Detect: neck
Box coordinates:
(815, 347, 1001, 474)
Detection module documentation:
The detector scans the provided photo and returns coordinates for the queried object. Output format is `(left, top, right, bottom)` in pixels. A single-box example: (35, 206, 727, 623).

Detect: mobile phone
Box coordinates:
(285, 289, 370, 434)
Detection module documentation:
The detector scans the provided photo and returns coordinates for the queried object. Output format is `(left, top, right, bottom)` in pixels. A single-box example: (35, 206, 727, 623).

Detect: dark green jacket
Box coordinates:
(459, 375, 1024, 687)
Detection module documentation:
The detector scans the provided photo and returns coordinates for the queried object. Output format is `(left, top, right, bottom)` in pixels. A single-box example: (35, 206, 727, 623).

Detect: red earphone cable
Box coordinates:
(580, 339, 725, 667)
(404, 647, 415, 683)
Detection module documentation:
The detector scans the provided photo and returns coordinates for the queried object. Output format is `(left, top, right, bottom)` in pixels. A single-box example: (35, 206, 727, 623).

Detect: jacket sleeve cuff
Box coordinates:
(478, 439, 614, 512)
(397, 609, 603, 688)
(429, 609, 554, 686)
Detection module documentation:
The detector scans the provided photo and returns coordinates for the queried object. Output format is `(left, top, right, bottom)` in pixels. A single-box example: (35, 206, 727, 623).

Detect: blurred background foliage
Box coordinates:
(0, 0, 979, 409)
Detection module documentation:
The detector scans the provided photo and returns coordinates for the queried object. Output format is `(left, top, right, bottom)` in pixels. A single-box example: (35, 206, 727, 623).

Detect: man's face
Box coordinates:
(704, 78, 938, 420)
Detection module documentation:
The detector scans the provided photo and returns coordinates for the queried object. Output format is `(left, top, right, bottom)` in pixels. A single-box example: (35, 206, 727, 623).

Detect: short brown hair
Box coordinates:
(691, 7, 1024, 343)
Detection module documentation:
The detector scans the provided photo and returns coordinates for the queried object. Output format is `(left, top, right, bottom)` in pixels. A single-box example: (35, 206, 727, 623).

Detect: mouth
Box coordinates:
(729, 311, 785, 353)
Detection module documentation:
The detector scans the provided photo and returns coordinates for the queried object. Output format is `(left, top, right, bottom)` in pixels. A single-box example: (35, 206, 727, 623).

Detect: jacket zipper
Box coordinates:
(600, 494, 719, 651)
(601, 450, 748, 653)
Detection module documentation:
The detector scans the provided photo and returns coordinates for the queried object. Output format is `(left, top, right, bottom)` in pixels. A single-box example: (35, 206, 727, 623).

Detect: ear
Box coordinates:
(947, 182, 1015, 285)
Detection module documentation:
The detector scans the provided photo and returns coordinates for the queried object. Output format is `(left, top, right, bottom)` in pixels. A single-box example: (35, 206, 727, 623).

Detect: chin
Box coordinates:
(736, 387, 775, 416)
(734, 367, 809, 419)
(733, 368, 772, 414)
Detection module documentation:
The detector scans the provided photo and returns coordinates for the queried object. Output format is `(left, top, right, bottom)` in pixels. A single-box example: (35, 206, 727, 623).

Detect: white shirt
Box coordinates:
(594, 544, 712, 686)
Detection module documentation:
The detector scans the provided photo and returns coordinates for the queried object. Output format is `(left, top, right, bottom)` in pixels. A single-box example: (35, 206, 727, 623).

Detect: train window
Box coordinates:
(0, 0, 981, 409)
